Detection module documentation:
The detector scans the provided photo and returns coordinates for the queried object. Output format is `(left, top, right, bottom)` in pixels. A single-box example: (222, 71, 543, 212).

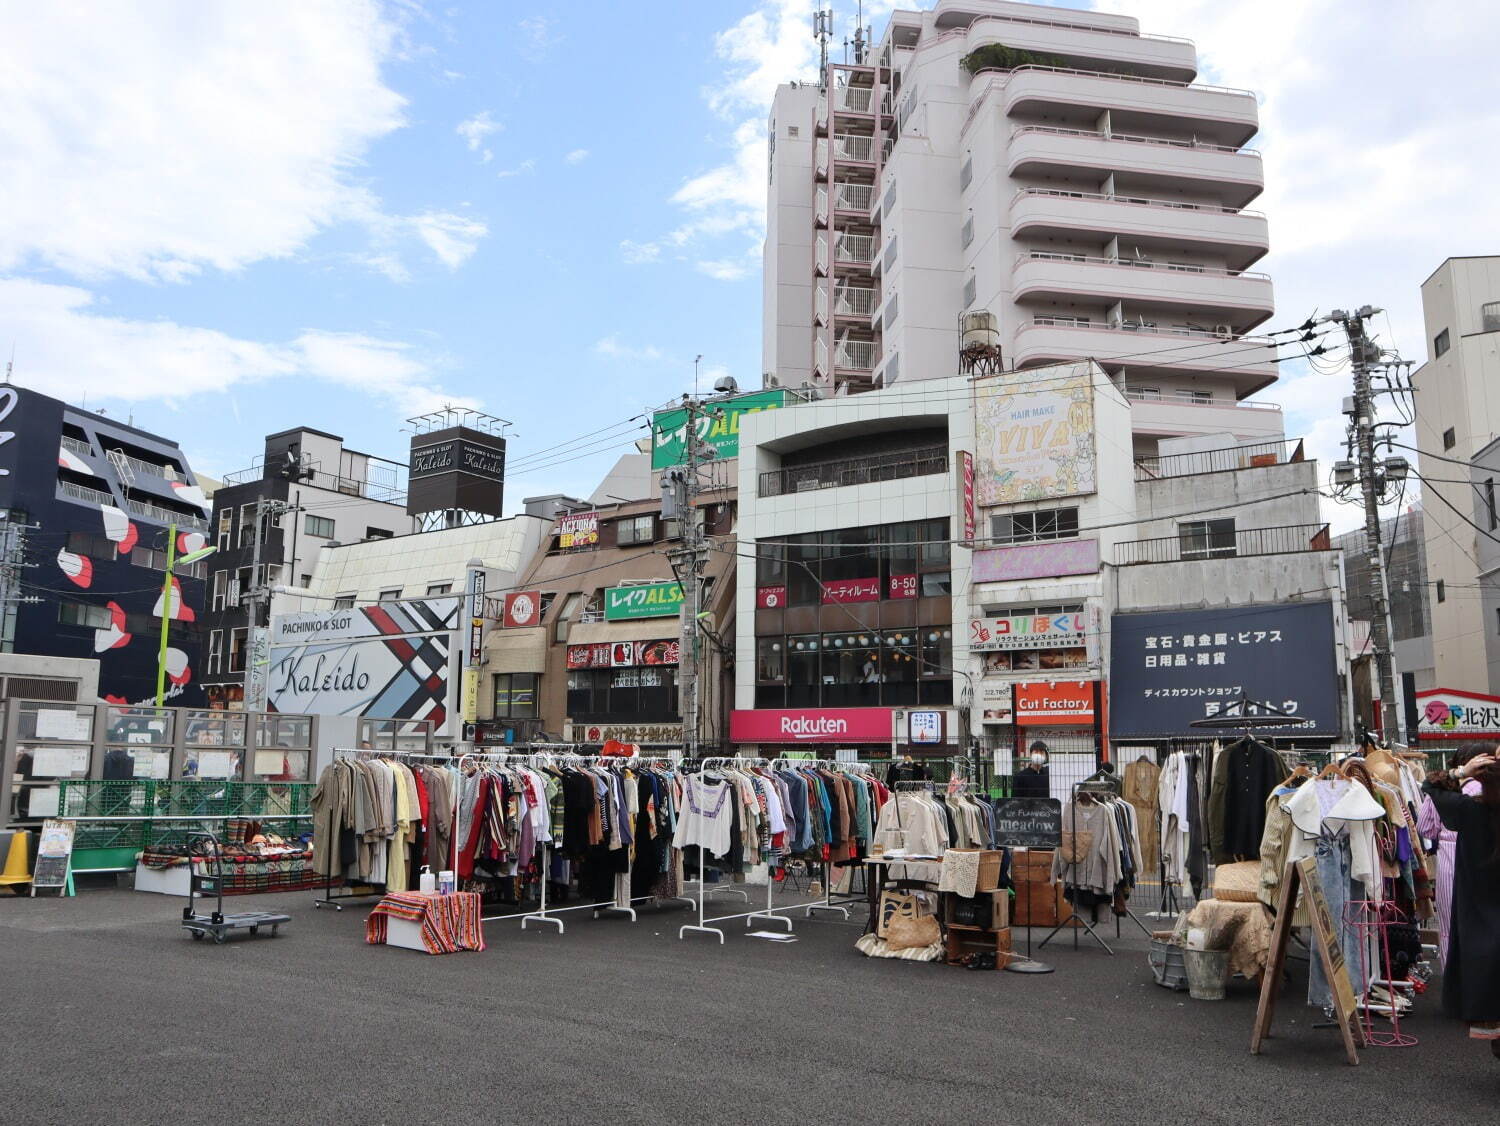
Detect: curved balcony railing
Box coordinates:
(1011, 123, 1257, 156)
(1013, 186, 1264, 219)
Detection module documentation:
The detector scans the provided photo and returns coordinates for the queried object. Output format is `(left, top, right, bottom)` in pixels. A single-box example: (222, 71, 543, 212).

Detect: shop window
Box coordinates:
(333, 594, 355, 609)
(821, 632, 881, 708)
(1178, 518, 1236, 560)
(426, 583, 452, 596)
(919, 518, 950, 569)
(757, 638, 786, 682)
(616, 515, 655, 546)
(992, 507, 1078, 546)
(493, 673, 538, 718)
(921, 628, 953, 679)
(786, 537, 823, 606)
(756, 542, 786, 587)
(823, 526, 879, 585)
(786, 634, 820, 707)
(58, 601, 112, 629)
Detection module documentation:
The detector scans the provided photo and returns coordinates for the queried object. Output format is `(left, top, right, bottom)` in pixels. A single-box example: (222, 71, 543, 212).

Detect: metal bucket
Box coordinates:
(1183, 948, 1230, 1000)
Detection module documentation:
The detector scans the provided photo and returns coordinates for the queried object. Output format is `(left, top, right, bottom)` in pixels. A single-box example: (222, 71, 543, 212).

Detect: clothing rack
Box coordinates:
(456, 748, 676, 935)
(314, 746, 455, 911)
(770, 756, 883, 921)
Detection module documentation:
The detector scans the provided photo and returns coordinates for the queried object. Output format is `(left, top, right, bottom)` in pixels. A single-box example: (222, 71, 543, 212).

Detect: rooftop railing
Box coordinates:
(1115, 522, 1330, 566)
(760, 444, 948, 498)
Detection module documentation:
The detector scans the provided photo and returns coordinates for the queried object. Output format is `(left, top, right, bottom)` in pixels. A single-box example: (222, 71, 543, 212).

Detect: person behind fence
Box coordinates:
(1421, 746, 1500, 1060)
(1013, 741, 1050, 799)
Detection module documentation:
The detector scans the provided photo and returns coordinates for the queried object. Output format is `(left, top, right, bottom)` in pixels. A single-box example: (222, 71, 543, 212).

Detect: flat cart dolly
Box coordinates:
(180, 831, 290, 944)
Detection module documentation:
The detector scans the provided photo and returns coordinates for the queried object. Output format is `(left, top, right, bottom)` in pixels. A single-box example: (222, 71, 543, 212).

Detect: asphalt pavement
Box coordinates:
(1, 882, 1494, 1125)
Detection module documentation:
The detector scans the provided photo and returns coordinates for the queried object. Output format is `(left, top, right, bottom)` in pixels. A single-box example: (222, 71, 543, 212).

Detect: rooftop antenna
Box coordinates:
(852, 0, 866, 64)
(813, 8, 832, 85)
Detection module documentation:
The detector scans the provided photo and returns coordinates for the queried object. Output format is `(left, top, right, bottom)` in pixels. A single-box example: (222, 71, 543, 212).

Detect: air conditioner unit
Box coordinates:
(1214, 324, 1232, 337)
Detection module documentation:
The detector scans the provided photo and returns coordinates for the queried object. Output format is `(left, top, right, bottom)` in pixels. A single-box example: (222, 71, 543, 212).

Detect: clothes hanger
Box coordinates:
(1315, 759, 1345, 780)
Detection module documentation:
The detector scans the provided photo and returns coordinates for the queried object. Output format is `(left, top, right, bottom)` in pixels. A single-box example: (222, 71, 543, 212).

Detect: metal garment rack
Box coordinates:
(455, 749, 678, 934)
(678, 756, 806, 943)
(315, 746, 454, 911)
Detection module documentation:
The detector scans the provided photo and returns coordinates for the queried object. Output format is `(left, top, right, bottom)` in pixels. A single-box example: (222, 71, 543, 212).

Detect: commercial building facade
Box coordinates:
(2, 386, 211, 705)
(201, 427, 414, 709)
(764, 0, 1285, 457)
(1412, 256, 1500, 695)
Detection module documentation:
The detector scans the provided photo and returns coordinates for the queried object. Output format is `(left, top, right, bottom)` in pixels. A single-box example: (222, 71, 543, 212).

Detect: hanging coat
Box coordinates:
(1423, 778, 1500, 1024)
(1208, 739, 1289, 862)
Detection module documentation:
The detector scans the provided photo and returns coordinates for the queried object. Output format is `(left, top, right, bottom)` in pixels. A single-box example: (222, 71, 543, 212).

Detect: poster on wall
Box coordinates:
(1109, 602, 1340, 736)
(973, 361, 1096, 505)
(267, 599, 458, 734)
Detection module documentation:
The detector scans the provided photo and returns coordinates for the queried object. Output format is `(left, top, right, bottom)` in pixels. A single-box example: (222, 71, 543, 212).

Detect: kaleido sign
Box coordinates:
(730, 707, 895, 743)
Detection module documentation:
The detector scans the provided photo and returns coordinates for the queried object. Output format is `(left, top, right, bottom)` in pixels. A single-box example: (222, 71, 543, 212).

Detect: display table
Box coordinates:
(366, 891, 486, 955)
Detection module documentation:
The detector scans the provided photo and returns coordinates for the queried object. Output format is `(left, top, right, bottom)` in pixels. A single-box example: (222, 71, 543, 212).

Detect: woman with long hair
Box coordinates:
(1417, 744, 1485, 966)
(1423, 745, 1500, 1058)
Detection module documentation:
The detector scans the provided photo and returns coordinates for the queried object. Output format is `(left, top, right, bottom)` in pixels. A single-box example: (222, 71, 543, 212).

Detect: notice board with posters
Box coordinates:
(1109, 602, 1340, 736)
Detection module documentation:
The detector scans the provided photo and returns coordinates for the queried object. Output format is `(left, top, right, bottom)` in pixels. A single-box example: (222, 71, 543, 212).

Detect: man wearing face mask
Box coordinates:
(1012, 740, 1050, 799)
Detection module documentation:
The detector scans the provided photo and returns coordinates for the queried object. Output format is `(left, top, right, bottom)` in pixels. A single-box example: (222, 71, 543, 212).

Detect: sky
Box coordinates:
(2, 1, 1499, 531)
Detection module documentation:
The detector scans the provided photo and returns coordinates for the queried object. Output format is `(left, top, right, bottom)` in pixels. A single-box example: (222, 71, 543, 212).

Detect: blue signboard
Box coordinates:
(1109, 602, 1341, 736)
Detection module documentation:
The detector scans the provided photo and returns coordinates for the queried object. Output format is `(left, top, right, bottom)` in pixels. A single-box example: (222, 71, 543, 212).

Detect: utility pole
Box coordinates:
(1328, 306, 1403, 744)
(0, 515, 41, 650)
(666, 396, 714, 761)
(243, 496, 293, 713)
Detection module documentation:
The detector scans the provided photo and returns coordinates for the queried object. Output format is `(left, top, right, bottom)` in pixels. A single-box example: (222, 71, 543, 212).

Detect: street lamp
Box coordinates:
(156, 522, 217, 707)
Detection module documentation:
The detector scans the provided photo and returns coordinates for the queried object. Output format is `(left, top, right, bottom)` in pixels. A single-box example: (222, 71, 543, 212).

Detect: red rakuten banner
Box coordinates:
(729, 707, 894, 743)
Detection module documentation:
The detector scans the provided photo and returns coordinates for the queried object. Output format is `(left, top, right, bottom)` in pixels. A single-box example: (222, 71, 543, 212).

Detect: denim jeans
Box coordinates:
(1308, 833, 1364, 1009)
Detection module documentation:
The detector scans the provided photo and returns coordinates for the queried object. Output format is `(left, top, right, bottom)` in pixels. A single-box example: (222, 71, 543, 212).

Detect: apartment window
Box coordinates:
(228, 627, 248, 673)
(1483, 302, 1500, 332)
(426, 583, 453, 596)
(961, 215, 974, 248)
(1488, 478, 1498, 531)
(238, 516, 257, 549)
(787, 125, 800, 138)
(206, 629, 223, 676)
(616, 515, 655, 546)
(1178, 518, 1237, 560)
(58, 601, 112, 630)
(1436, 579, 1446, 604)
(492, 672, 538, 719)
(332, 594, 355, 610)
(1174, 389, 1213, 405)
(1126, 387, 1162, 402)
(554, 592, 583, 643)
(1443, 427, 1457, 451)
(962, 276, 976, 309)
(378, 589, 402, 602)
(959, 156, 972, 190)
(217, 509, 233, 552)
(305, 514, 335, 538)
(1495, 606, 1500, 636)
(992, 507, 1079, 546)
(1434, 328, 1450, 357)
(299, 574, 311, 588)
(211, 569, 228, 612)
(365, 527, 393, 540)
(882, 182, 897, 218)
(883, 236, 899, 273)
(883, 296, 899, 333)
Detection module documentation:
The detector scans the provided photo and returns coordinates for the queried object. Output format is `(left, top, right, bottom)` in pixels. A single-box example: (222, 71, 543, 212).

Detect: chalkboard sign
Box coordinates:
(31, 818, 75, 896)
(992, 797, 1062, 848)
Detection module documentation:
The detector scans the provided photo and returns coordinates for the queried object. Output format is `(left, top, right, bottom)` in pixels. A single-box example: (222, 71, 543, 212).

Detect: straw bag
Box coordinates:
(879, 891, 940, 950)
(1211, 861, 1259, 903)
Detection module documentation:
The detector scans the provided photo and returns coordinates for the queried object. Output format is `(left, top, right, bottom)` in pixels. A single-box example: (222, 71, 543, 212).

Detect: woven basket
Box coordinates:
(1212, 861, 1260, 903)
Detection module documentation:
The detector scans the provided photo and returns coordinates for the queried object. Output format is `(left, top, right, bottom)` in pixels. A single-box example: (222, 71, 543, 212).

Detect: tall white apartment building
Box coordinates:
(763, 0, 1285, 457)
(1412, 256, 1500, 695)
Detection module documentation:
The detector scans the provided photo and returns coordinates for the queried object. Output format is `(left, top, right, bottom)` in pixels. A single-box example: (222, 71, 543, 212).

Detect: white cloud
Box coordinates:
(456, 110, 500, 163)
(1088, 0, 1500, 530)
(517, 16, 561, 63)
(496, 158, 537, 180)
(0, 3, 489, 284)
(695, 259, 752, 282)
(593, 336, 664, 362)
(406, 211, 488, 269)
(564, 148, 590, 165)
(619, 239, 661, 265)
(0, 277, 468, 415)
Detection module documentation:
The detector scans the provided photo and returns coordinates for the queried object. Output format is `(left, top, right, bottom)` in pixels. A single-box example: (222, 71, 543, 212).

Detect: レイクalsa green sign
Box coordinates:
(605, 581, 684, 621)
(650, 389, 788, 468)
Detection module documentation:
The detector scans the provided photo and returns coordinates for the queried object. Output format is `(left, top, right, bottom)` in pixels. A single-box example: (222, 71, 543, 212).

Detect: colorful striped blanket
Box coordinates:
(366, 891, 485, 954)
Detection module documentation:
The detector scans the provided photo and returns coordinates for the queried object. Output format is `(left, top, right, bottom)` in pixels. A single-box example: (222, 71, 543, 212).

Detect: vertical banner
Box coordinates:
(958, 450, 976, 544)
(242, 626, 270, 713)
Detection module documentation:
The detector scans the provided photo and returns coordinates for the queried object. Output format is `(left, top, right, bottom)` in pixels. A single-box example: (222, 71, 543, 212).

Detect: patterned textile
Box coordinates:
(366, 890, 486, 954)
(937, 849, 981, 897)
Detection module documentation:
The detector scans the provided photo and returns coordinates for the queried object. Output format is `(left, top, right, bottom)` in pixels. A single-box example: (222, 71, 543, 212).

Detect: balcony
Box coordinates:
(220, 464, 403, 503)
(105, 448, 184, 483)
(1128, 395, 1285, 441)
(996, 65, 1259, 147)
(833, 134, 875, 164)
(125, 497, 210, 533)
(1133, 438, 1303, 481)
(1012, 253, 1274, 332)
(1013, 317, 1278, 396)
(833, 84, 874, 115)
(57, 480, 112, 508)
(834, 182, 874, 214)
(963, 14, 1196, 82)
(1115, 522, 1330, 566)
(760, 444, 948, 497)
(835, 336, 878, 371)
(61, 435, 94, 459)
(815, 139, 829, 179)
(833, 232, 875, 267)
(1010, 188, 1268, 270)
(834, 286, 877, 319)
(1008, 126, 1264, 209)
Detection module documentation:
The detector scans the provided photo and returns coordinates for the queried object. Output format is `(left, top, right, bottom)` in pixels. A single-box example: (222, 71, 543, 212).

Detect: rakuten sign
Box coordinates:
(730, 708, 895, 743)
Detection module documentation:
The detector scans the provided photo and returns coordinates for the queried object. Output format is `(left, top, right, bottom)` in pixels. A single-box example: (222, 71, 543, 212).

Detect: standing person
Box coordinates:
(1012, 741, 1050, 799)
(1417, 744, 1484, 967)
(1423, 748, 1500, 1059)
